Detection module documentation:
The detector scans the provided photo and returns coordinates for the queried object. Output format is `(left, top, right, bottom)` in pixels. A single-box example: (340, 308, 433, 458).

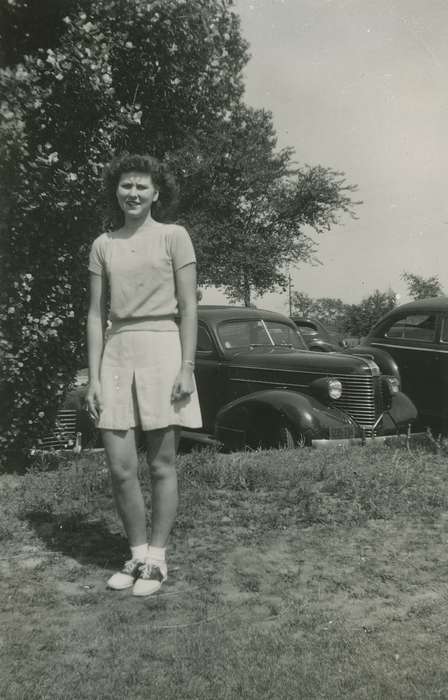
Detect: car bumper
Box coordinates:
(311, 431, 428, 449)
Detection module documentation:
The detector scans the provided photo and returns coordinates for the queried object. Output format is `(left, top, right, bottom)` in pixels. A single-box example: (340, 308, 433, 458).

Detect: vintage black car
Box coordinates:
(48, 305, 421, 452)
(347, 297, 448, 436)
(291, 316, 345, 353)
(185, 305, 419, 449)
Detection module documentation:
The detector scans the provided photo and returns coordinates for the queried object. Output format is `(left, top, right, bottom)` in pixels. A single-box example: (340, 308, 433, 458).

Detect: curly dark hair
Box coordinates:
(103, 153, 179, 226)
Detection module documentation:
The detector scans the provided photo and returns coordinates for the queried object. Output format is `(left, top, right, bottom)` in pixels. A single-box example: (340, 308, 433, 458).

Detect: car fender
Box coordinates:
(215, 389, 358, 449)
(344, 345, 401, 380)
(382, 391, 418, 432)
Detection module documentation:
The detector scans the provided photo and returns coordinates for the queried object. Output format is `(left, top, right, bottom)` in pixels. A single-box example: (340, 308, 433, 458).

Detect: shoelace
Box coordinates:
(138, 562, 164, 581)
(122, 559, 140, 575)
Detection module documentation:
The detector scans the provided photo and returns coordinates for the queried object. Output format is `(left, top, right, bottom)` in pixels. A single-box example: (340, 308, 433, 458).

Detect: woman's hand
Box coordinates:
(171, 365, 195, 403)
(85, 381, 103, 422)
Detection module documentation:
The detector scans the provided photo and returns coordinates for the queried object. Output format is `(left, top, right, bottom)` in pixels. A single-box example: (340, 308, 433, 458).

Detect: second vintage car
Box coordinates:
(291, 316, 345, 353)
(345, 297, 448, 436)
(51, 305, 421, 451)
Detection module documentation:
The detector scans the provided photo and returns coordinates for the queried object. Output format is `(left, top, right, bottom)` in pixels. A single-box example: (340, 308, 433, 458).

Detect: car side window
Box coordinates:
(385, 314, 437, 342)
(197, 325, 215, 353)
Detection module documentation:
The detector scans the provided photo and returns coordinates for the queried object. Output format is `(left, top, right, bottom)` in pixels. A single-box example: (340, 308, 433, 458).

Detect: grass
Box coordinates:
(2, 443, 448, 698)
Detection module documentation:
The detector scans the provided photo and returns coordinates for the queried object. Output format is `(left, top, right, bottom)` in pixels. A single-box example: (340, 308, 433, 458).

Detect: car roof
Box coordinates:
(198, 305, 295, 324)
(381, 296, 448, 318)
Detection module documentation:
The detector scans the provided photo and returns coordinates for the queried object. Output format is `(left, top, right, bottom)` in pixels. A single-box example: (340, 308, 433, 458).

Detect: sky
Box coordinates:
(202, 0, 448, 313)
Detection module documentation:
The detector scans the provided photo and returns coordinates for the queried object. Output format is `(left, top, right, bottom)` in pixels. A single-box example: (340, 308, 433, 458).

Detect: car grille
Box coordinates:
(336, 375, 381, 436)
(40, 409, 79, 450)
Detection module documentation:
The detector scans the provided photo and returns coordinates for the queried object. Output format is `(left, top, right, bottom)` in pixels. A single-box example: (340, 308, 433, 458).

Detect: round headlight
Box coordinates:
(328, 378, 342, 400)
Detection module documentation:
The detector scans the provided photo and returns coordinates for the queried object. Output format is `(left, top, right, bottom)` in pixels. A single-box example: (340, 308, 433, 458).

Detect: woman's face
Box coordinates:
(116, 171, 159, 220)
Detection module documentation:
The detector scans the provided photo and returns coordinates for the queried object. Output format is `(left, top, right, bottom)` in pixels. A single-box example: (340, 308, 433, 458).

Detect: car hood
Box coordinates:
(228, 346, 378, 376)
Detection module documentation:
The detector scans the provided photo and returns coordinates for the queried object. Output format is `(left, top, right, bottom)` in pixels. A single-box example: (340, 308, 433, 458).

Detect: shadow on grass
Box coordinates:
(25, 510, 128, 569)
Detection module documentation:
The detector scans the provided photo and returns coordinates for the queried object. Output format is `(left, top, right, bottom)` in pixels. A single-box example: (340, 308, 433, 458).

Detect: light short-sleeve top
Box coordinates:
(88, 222, 196, 329)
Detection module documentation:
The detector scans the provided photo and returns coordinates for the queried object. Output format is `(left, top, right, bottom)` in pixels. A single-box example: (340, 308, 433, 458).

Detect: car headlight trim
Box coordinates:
(310, 377, 343, 402)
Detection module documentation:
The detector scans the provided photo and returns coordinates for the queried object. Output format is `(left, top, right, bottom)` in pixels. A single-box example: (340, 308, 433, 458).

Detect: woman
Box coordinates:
(86, 153, 202, 597)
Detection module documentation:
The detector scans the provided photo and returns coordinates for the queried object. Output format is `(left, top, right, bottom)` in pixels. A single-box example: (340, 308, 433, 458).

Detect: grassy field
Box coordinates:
(2, 442, 448, 699)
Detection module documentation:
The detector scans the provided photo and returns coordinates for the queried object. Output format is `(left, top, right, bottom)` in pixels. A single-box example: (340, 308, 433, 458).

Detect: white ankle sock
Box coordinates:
(130, 543, 149, 561)
(148, 545, 166, 562)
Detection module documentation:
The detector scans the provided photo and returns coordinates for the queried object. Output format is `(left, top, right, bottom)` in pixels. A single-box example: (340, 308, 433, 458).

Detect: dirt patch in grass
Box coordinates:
(2, 445, 448, 699)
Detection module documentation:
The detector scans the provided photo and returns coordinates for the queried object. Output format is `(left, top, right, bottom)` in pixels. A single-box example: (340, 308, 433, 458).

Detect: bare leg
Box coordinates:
(101, 428, 147, 546)
(145, 427, 180, 547)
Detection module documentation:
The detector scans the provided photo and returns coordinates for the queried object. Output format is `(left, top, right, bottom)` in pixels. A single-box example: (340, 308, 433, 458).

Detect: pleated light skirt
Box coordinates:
(98, 328, 202, 432)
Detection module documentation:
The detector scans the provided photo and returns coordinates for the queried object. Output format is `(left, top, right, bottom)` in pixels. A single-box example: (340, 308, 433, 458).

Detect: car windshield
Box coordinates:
(218, 319, 306, 350)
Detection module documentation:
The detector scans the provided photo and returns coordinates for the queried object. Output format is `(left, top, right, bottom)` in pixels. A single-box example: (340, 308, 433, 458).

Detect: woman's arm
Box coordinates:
(86, 272, 107, 419)
(171, 262, 198, 401)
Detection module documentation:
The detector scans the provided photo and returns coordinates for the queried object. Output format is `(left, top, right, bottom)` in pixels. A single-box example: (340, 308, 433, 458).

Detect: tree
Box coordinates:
(0, 0, 92, 67)
(290, 292, 316, 318)
(0, 0, 249, 457)
(402, 272, 444, 300)
(171, 105, 360, 305)
(290, 292, 349, 332)
(343, 289, 397, 338)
